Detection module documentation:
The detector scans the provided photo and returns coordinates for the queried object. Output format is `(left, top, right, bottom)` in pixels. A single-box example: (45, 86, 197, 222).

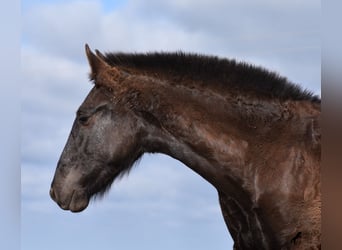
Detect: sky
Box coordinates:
(21, 0, 320, 250)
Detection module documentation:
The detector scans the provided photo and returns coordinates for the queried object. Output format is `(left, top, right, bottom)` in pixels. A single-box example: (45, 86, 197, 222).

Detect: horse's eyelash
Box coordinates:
(77, 105, 108, 117)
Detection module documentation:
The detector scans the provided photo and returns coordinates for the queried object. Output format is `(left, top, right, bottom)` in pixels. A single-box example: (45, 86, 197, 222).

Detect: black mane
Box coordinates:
(104, 52, 320, 103)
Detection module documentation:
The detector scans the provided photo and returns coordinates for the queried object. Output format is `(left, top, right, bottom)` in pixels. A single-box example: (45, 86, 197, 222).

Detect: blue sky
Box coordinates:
(21, 0, 320, 249)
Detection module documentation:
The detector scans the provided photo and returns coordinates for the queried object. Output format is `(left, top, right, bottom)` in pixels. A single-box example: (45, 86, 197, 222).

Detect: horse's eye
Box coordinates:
(78, 116, 90, 125)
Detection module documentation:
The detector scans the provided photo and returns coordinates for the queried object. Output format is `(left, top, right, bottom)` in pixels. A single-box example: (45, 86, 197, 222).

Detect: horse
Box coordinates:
(50, 44, 321, 249)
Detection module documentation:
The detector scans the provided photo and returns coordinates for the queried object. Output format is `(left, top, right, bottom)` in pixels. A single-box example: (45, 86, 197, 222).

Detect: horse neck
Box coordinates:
(133, 80, 229, 185)
(124, 77, 255, 185)
(126, 74, 315, 188)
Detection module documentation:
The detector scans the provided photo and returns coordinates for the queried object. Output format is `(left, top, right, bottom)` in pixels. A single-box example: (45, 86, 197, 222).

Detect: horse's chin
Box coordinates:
(68, 192, 89, 212)
(50, 188, 89, 213)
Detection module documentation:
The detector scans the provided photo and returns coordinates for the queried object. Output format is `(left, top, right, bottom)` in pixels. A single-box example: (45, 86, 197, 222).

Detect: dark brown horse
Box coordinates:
(50, 44, 321, 249)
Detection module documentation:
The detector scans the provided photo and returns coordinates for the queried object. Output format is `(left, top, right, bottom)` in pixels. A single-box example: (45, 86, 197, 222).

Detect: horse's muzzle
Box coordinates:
(50, 186, 89, 213)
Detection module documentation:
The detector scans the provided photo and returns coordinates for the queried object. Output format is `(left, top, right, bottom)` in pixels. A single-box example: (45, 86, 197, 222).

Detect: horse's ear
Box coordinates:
(85, 44, 121, 88)
(95, 49, 106, 61)
(85, 44, 120, 86)
(85, 44, 107, 80)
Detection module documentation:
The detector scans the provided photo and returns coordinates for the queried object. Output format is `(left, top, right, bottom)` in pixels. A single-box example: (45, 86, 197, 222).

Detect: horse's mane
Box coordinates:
(103, 52, 320, 103)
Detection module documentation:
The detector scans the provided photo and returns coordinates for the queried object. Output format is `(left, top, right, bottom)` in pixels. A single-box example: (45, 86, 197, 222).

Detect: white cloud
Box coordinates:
(100, 13, 211, 53)
(21, 49, 91, 125)
(22, 1, 102, 59)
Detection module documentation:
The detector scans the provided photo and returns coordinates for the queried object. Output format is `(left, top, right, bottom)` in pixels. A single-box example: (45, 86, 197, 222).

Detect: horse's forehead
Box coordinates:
(82, 87, 109, 106)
